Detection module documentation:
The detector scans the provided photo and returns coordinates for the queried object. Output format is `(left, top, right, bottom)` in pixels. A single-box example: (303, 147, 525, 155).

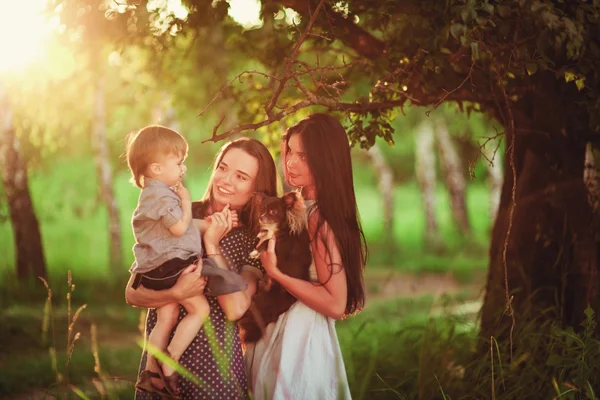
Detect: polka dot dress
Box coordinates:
(135, 227, 263, 400)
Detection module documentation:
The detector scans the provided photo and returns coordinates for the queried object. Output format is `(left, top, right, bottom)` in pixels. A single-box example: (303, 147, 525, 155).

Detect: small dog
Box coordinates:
(239, 191, 313, 343)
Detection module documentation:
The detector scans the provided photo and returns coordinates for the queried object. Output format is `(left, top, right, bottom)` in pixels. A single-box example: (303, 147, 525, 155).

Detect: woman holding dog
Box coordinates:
(126, 137, 278, 400)
(245, 113, 368, 399)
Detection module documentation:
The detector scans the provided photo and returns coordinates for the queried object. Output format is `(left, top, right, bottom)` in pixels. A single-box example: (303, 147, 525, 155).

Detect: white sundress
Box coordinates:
(243, 201, 352, 400)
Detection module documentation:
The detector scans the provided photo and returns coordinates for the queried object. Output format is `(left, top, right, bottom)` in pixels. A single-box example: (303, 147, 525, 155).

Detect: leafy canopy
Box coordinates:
(53, 0, 600, 147)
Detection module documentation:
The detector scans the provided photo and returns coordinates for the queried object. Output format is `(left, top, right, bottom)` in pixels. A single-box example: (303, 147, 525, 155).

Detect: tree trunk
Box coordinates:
(480, 76, 600, 346)
(0, 100, 47, 281)
(91, 72, 123, 273)
(415, 121, 440, 249)
(435, 118, 471, 235)
(482, 139, 503, 223)
(365, 143, 395, 240)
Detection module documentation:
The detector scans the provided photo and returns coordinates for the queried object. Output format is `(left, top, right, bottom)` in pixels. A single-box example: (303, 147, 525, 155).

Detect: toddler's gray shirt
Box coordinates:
(130, 178, 202, 274)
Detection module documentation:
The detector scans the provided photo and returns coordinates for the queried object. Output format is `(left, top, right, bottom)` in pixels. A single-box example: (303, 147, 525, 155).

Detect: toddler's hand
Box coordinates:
(175, 183, 191, 203)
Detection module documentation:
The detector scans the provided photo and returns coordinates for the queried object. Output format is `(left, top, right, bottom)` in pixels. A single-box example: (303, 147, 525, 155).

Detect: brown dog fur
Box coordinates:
(239, 192, 313, 343)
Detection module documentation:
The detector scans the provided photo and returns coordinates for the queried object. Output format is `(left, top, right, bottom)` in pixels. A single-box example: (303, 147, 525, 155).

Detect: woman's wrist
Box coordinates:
(205, 244, 219, 254)
(270, 268, 285, 282)
(168, 285, 184, 302)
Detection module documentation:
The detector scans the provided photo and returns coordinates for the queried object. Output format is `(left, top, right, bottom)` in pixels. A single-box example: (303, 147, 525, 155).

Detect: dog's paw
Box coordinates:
(249, 250, 260, 259)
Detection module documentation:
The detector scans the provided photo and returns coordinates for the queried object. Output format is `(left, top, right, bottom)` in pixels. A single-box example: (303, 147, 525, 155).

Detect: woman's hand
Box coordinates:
(172, 263, 207, 301)
(260, 237, 283, 281)
(203, 204, 233, 250)
(230, 209, 239, 228)
(125, 263, 207, 309)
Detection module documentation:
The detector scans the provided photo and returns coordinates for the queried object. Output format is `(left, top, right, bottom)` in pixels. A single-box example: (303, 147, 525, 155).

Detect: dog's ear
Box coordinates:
(248, 192, 266, 234)
(283, 191, 299, 208)
(284, 191, 307, 235)
(253, 192, 266, 204)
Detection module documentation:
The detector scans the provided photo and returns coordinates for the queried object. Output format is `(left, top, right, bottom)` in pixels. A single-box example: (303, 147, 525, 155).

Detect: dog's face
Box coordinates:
(258, 196, 288, 227)
(251, 191, 307, 236)
(249, 191, 308, 260)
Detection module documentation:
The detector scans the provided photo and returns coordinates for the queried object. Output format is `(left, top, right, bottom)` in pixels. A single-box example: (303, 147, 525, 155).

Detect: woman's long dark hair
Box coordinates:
(192, 137, 278, 233)
(283, 113, 368, 316)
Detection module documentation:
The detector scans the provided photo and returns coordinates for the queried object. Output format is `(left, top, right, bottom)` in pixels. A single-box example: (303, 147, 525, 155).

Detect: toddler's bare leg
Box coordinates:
(146, 303, 179, 387)
(162, 295, 210, 377)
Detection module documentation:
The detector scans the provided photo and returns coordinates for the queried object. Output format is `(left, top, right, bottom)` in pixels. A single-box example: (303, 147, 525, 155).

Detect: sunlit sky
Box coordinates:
(0, 0, 55, 73)
(228, 0, 263, 28)
(0, 0, 298, 74)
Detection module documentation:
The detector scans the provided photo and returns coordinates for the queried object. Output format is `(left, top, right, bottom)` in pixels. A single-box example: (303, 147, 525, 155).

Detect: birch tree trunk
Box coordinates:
(91, 72, 122, 273)
(435, 118, 471, 235)
(415, 121, 440, 249)
(153, 93, 179, 130)
(0, 98, 47, 281)
(366, 143, 395, 241)
(482, 141, 503, 223)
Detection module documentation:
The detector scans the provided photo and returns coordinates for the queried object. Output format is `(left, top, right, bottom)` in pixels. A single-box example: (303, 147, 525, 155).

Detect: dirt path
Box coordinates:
(364, 269, 486, 302)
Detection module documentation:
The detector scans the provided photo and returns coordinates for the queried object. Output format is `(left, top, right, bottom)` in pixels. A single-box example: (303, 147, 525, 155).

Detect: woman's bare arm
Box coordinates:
(204, 244, 259, 321)
(217, 269, 259, 321)
(202, 205, 259, 321)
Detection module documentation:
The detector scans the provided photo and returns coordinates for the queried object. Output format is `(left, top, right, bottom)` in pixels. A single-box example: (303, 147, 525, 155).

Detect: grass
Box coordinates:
(0, 276, 471, 399)
(3, 279, 597, 400)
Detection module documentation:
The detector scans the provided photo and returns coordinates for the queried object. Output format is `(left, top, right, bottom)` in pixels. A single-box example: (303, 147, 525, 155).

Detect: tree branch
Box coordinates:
(201, 96, 416, 143)
(263, 0, 327, 118)
(202, 100, 312, 143)
(274, 0, 386, 60)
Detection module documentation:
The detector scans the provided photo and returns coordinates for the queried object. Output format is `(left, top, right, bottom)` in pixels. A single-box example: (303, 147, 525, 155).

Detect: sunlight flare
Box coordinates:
(0, 0, 55, 73)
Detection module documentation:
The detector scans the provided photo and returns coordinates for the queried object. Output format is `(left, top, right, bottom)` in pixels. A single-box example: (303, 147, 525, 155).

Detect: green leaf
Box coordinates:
(497, 5, 511, 17)
(450, 23, 465, 39)
(526, 62, 538, 75)
(564, 71, 577, 82)
(475, 16, 489, 26)
(482, 3, 494, 14)
(576, 77, 586, 91)
(461, 7, 470, 23)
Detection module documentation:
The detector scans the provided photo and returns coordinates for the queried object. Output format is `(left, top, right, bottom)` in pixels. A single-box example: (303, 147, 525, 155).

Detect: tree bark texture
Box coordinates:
(435, 118, 471, 235)
(415, 121, 440, 249)
(0, 103, 47, 281)
(91, 73, 123, 273)
(480, 75, 600, 343)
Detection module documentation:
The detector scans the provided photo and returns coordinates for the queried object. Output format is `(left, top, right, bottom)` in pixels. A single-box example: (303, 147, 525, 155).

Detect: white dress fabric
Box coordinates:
(244, 302, 352, 400)
(243, 200, 352, 400)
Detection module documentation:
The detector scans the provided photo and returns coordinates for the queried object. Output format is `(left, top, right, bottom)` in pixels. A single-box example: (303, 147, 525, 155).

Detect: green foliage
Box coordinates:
(339, 298, 600, 399)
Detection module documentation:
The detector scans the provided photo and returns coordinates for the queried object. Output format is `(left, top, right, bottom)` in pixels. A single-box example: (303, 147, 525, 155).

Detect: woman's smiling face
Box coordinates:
(211, 147, 259, 211)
